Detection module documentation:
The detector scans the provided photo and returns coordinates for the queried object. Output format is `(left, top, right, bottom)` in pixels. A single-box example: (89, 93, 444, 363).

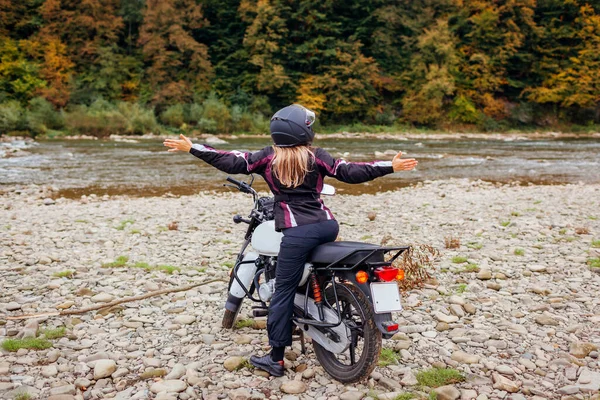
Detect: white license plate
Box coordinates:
(370, 282, 403, 314)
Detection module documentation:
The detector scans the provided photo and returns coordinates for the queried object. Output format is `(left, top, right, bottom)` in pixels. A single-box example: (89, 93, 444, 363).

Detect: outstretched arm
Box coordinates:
(163, 134, 269, 175)
(315, 148, 417, 184)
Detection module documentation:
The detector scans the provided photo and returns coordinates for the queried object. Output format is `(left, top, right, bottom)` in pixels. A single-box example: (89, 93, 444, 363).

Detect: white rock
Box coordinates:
(451, 351, 480, 364)
(91, 293, 114, 303)
(150, 380, 188, 393)
(174, 315, 196, 325)
(94, 359, 117, 380)
(280, 381, 307, 394)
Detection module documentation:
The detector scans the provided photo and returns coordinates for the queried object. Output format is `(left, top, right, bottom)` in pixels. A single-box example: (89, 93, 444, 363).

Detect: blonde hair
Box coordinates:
(271, 145, 314, 188)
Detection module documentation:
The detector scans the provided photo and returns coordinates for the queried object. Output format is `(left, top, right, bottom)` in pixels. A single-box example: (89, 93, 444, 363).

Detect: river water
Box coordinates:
(1, 136, 599, 198)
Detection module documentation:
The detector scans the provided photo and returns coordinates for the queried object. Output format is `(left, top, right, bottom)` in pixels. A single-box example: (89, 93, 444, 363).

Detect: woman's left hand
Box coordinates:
(163, 134, 193, 153)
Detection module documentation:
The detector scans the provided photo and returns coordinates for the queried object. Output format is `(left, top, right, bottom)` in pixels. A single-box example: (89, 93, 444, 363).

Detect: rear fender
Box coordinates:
(335, 270, 397, 339)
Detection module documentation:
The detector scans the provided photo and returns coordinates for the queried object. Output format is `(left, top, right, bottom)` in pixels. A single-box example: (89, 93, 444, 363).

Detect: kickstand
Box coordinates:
(299, 329, 306, 355)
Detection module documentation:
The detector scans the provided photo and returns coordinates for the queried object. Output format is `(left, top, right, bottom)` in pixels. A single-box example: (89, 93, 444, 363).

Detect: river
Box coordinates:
(1, 136, 599, 198)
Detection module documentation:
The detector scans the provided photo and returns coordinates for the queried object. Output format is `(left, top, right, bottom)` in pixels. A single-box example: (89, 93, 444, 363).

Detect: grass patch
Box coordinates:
(74, 219, 89, 223)
(514, 248, 525, 256)
(103, 257, 180, 274)
(238, 359, 254, 370)
(533, 200, 542, 204)
(102, 255, 129, 268)
(53, 270, 74, 278)
(234, 318, 255, 329)
(360, 234, 373, 241)
(461, 264, 479, 273)
(588, 216, 598, 220)
(378, 348, 401, 366)
(416, 367, 465, 388)
(559, 228, 567, 235)
(130, 229, 141, 234)
(195, 267, 206, 273)
(466, 242, 483, 250)
(394, 394, 414, 400)
(115, 218, 135, 230)
(455, 284, 467, 294)
(588, 258, 600, 268)
(511, 211, 521, 216)
(155, 265, 180, 274)
(14, 392, 32, 400)
(500, 220, 511, 227)
(222, 261, 235, 268)
(1, 338, 53, 352)
(451, 256, 468, 264)
(41, 327, 66, 340)
(591, 240, 600, 248)
(157, 226, 168, 232)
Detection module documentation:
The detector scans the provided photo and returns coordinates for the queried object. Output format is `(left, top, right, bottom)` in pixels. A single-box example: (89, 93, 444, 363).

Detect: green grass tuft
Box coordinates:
(416, 367, 465, 388)
(378, 348, 401, 366)
(102, 255, 129, 268)
(394, 394, 414, 400)
(511, 211, 521, 216)
(360, 234, 373, 241)
(533, 200, 542, 205)
(41, 327, 66, 340)
(514, 248, 525, 256)
(115, 218, 135, 230)
(428, 391, 437, 400)
(466, 242, 483, 250)
(238, 359, 253, 370)
(455, 284, 467, 294)
(591, 240, 600, 248)
(234, 319, 255, 329)
(588, 216, 598, 220)
(53, 270, 74, 278)
(14, 392, 32, 400)
(155, 265, 180, 274)
(500, 220, 511, 227)
(451, 256, 468, 264)
(130, 229, 141, 234)
(588, 258, 600, 268)
(1, 338, 53, 352)
(461, 263, 480, 273)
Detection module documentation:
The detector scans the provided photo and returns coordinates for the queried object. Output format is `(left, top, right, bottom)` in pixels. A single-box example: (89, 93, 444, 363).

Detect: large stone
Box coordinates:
(280, 381, 307, 394)
(41, 365, 58, 377)
(435, 385, 461, 400)
(477, 270, 492, 280)
(229, 388, 252, 400)
(569, 342, 597, 359)
(401, 371, 418, 386)
(576, 368, 600, 392)
(91, 293, 114, 303)
(94, 359, 117, 380)
(174, 315, 196, 325)
(340, 390, 366, 400)
(492, 373, 520, 393)
(451, 351, 480, 364)
(434, 312, 459, 324)
(150, 380, 187, 393)
(165, 363, 186, 380)
(49, 385, 76, 396)
(223, 356, 245, 371)
(535, 313, 559, 326)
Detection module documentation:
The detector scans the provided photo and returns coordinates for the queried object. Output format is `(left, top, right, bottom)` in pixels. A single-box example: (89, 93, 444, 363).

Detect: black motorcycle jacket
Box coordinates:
(189, 144, 394, 230)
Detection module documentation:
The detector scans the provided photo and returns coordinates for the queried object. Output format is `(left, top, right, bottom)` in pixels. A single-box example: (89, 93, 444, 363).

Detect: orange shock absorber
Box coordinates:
(310, 274, 325, 321)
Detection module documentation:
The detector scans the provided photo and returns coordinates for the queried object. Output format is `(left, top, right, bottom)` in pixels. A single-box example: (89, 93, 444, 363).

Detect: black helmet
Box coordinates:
(270, 104, 316, 147)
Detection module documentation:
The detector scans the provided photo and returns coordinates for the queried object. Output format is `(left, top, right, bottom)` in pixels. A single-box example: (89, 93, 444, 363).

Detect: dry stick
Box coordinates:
(4, 278, 227, 321)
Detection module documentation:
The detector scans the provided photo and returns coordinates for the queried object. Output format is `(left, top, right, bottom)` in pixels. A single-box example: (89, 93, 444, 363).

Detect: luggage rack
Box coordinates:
(313, 245, 410, 271)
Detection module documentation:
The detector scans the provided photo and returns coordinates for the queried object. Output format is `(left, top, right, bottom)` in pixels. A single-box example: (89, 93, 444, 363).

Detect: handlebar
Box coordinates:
(226, 176, 243, 187)
(225, 176, 256, 197)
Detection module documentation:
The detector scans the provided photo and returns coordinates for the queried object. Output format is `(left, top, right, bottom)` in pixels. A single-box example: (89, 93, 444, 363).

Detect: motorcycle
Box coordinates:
(221, 175, 409, 383)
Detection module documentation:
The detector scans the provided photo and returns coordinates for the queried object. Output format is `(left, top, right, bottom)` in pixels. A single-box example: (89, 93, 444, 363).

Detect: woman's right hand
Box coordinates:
(163, 134, 193, 153)
(392, 152, 418, 172)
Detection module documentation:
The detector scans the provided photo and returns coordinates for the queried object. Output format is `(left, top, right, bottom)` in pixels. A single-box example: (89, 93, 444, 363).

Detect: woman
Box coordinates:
(163, 104, 417, 377)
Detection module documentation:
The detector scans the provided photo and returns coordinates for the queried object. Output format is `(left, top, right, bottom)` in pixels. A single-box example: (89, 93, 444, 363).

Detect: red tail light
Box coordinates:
(374, 266, 399, 282)
(386, 323, 399, 332)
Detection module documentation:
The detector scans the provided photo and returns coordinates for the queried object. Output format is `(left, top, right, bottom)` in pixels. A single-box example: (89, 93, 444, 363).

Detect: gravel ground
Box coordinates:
(1, 179, 599, 400)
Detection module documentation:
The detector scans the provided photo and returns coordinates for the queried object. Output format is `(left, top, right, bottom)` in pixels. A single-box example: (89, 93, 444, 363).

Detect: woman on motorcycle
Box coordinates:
(163, 104, 417, 377)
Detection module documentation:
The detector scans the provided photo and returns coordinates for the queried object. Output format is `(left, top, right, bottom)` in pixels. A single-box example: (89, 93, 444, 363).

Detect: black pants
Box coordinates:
(267, 219, 339, 347)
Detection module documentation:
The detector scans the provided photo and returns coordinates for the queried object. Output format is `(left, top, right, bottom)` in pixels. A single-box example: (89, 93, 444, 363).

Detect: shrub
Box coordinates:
(185, 103, 203, 124)
(160, 104, 185, 127)
(117, 102, 159, 134)
(27, 97, 64, 135)
(202, 94, 231, 133)
(416, 367, 465, 387)
(0, 101, 26, 133)
(65, 99, 126, 137)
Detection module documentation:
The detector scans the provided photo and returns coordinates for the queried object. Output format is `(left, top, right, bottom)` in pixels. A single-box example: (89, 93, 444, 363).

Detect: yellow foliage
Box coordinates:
(295, 75, 326, 113)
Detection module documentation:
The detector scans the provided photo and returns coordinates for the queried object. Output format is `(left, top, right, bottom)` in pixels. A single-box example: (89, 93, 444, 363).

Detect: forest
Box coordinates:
(1, 0, 600, 136)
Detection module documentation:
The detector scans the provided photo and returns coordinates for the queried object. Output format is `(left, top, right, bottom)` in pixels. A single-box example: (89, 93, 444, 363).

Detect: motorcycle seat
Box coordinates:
(309, 241, 384, 266)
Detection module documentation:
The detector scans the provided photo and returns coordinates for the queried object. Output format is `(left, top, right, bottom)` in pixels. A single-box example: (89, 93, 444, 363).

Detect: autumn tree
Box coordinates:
(139, 0, 213, 105)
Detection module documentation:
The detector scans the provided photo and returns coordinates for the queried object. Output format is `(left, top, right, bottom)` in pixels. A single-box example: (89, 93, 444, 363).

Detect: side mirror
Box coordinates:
(320, 184, 336, 196)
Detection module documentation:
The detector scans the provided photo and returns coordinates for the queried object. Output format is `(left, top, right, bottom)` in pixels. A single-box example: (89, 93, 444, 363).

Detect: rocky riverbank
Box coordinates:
(1, 180, 599, 400)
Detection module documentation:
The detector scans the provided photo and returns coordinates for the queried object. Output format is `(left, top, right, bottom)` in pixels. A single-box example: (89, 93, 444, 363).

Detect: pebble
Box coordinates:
(451, 351, 480, 364)
(150, 380, 187, 393)
(93, 359, 116, 380)
(435, 385, 461, 400)
(280, 380, 307, 394)
(174, 315, 196, 325)
(91, 293, 114, 303)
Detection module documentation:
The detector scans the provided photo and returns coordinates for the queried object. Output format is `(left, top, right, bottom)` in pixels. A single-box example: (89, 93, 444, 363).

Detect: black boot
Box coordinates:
(249, 354, 284, 377)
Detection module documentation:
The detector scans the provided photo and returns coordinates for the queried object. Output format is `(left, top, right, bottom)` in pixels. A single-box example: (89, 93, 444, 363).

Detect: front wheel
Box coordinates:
(313, 283, 382, 383)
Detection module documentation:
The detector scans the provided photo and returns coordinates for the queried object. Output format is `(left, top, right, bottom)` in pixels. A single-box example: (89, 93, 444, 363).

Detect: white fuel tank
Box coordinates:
(251, 220, 283, 256)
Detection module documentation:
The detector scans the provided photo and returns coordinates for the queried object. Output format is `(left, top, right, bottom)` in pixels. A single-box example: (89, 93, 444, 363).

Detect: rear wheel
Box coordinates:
(313, 283, 382, 383)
